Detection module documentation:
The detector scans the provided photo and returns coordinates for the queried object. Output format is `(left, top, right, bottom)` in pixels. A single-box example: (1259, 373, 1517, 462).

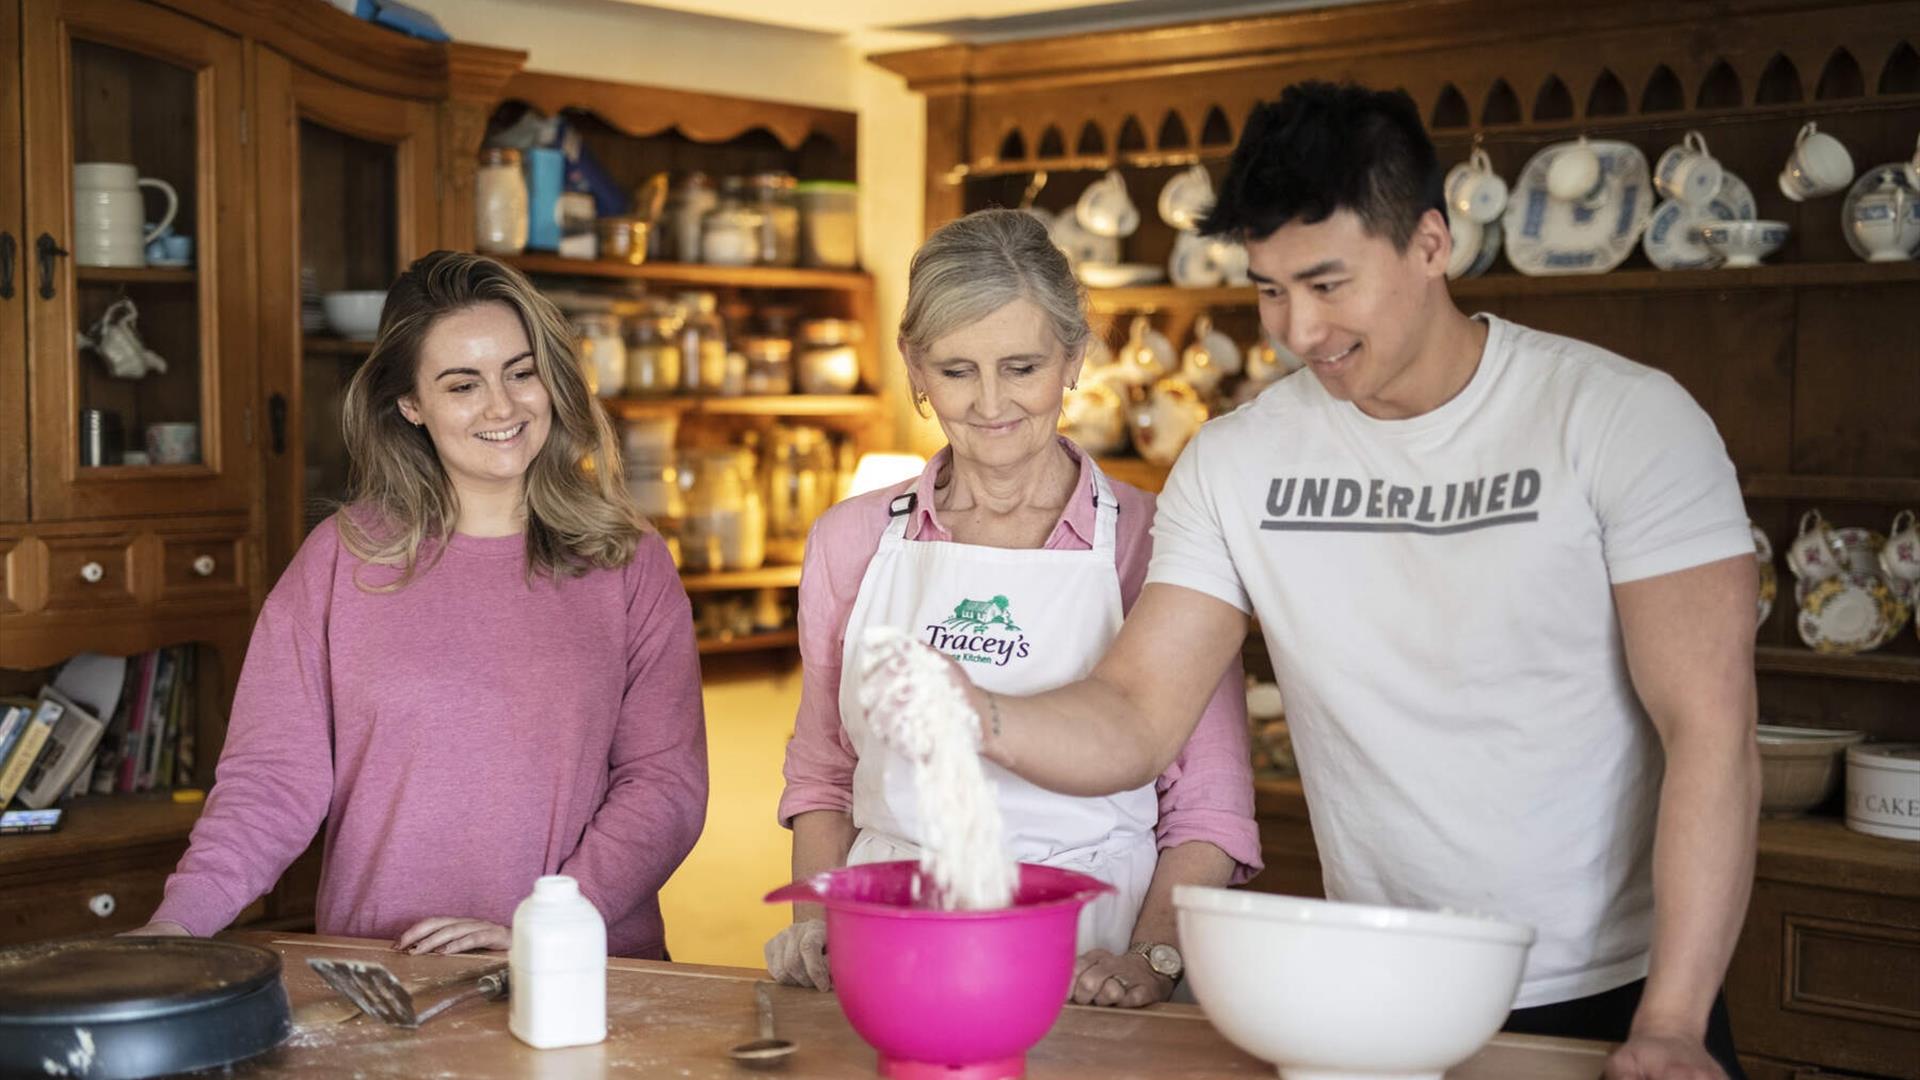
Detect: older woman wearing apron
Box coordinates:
(769, 209, 1261, 1008)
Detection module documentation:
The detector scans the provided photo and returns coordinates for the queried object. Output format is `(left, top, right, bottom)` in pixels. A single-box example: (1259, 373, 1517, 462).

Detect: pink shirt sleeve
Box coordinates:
(152, 521, 341, 935)
(775, 488, 899, 827)
(1111, 483, 1264, 885)
(560, 536, 709, 923)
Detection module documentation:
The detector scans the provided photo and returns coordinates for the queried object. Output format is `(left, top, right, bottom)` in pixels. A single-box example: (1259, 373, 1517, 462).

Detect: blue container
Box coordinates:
(525, 148, 564, 252)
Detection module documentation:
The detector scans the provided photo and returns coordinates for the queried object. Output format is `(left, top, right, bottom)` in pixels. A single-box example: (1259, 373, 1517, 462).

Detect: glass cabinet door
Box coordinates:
(257, 51, 437, 583)
(1, 0, 26, 524)
(21, 0, 251, 520)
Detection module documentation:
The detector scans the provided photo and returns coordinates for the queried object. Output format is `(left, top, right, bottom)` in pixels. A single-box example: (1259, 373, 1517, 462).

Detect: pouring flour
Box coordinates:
(856, 626, 1017, 910)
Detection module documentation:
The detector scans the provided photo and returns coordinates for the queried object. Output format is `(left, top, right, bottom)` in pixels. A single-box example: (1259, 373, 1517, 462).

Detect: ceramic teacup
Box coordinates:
(1697, 220, 1789, 268)
(1169, 230, 1224, 288)
(1208, 237, 1250, 285)
(1076, 170, 1140, 238)
(1445, 147, 1508, 225)
(1881, 510, 1920, 583)
(1158, 164, 1215, 231)
(1654, 130, 1723, 208)
(1786, 509, 1848, 582)
(1845, 174, 1920, 262)
(1779, 122, 1856, 201)
(1446, 208, 1483, 280)
(1546, 137, 1607, 204)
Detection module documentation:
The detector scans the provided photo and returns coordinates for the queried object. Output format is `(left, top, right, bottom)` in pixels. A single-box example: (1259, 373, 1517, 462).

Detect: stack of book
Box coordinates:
(0, 646, 197, 811)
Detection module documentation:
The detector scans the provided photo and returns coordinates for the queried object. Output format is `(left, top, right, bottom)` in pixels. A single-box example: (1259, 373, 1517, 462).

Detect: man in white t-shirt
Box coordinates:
(958, 83, 1760, 1079)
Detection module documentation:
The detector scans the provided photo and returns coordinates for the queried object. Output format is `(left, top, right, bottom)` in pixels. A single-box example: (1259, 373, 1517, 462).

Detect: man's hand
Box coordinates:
(1603, 1029, 1726, 1080)
(1070, 948, 1173, 1008)
(392, 917, 509, 955)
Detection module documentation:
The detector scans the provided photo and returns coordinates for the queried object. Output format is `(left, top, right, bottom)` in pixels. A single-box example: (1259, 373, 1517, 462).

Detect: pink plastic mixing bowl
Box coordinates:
(765, 860, 1111, 1079)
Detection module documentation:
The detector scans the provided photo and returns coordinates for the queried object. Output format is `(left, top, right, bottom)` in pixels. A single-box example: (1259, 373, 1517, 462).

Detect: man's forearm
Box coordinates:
(977, 672, 1171, 795)
(1635, 720, 1760, 1038)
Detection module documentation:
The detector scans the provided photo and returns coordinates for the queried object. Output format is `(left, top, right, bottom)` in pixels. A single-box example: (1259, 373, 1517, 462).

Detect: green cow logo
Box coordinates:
(944, 595, 1019, 633)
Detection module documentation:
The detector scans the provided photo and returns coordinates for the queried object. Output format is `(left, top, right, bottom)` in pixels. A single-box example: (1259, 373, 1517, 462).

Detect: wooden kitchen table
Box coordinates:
(224, 932, 1613, 1078)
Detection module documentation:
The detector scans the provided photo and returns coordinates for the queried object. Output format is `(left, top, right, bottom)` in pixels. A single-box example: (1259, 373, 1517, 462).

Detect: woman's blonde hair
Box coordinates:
(898, 208, 1092, 364)
(338, 250, 646, 587)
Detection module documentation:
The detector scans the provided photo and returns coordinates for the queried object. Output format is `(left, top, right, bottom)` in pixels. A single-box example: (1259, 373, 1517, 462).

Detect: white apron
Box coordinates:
(839, 465, 1159, 955)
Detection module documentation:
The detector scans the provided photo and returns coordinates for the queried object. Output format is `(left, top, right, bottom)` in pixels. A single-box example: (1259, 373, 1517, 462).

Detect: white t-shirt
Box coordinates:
(1149, 314, 1752, 1007)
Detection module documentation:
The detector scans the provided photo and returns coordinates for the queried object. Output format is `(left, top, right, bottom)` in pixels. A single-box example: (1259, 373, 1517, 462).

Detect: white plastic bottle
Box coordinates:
(508, 875, 607, 1049)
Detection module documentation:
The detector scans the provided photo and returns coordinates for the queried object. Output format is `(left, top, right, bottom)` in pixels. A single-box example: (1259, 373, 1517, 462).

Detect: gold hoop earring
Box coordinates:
(911, 389, 929, 420)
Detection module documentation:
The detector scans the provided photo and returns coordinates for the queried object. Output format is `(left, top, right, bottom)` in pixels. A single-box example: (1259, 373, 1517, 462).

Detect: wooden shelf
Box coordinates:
(506, 254, 871, 292)
(1756, 814, 1920, 901)
(679, 565, 802, 592)
(302, 335, 375, 356)
(75, 265, 196, 285)
(1754, 647, 1920, 684)
(0, 794, 201, 873)
(1085, 262, 1920, 314)
(1741, 475, 1920, 503)
(605, 394, 882, 421)
(696, 629, 799, 655)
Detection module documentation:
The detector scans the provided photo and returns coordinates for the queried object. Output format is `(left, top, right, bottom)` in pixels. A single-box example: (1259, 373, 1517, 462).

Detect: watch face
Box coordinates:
(1147, 943, 1182, 977)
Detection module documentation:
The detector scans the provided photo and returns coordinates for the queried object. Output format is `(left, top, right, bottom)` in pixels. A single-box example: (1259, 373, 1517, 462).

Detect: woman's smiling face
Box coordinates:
(913, 298, 1082, 472)
(397, 301, 553, 497)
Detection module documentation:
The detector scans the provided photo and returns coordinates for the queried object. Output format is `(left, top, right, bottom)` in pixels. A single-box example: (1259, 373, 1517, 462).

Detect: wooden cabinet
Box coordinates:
(21, 0, 254, 521)
(0, 0, 25, 526)
(256, 48, 441, 582)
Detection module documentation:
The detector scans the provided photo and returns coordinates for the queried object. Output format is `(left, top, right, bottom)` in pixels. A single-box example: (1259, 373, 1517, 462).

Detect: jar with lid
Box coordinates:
(795, 181, 859, 268)
(664, 171, 716, 263)
(795, 319, 864, 394)
(700, 177, 762, 267)
(742, 336, 794, 395)
(678, 448, 765, 572)
(569, 311, 626, 399)
(762, 425, 834, 564)
(622, 299, 683, 396)
(474, 147, 529, 255)
(676, 292, 728, 394)
(752, 172, 800, 267)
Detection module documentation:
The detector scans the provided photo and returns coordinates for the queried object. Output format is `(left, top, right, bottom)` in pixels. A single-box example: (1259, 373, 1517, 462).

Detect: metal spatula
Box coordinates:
(305, 957, 508, 1028)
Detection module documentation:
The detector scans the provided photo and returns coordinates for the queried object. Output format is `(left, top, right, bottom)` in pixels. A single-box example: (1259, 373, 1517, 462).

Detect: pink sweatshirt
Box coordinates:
(778, 440, 1263, 881)
(153, 516, 707, 958)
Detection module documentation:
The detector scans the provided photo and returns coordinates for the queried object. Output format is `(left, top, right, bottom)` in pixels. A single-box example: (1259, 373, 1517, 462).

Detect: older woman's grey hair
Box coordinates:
(898, 209, 1093, 364)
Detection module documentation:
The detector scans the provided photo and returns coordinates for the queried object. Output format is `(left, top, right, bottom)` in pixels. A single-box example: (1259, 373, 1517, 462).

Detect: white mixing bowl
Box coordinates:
(322, 290, 387, 340)
(1175, 886, 1535, 1080)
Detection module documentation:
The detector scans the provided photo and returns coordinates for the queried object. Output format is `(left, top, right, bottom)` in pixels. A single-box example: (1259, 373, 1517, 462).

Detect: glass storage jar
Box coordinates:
(474, 147, 529, 255)
(663, 171, 716, 263)
(569, 311, 626, 399)
(761, 425, 834, 564)
(742, 336, 794, 395)
(795, 318, 863, 394)
(622, 299, 683, 396)
(795, 180, 858, 268)
(700, 177, 762, 266)
(675, 292, 728, 394)
(679, 448, 765, 572)
(752, 171, 800, 267)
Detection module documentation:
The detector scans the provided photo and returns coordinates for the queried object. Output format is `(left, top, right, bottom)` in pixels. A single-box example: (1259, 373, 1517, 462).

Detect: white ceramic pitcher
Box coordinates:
(74, 162, 177, 268)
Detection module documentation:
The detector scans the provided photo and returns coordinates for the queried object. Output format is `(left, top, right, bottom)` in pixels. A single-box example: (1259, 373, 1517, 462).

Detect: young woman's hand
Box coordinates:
(393, 917, 510, 954)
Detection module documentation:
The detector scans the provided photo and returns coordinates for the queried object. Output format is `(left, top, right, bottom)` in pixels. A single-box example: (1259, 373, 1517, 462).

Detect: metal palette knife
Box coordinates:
(305, 957, 509, 1029)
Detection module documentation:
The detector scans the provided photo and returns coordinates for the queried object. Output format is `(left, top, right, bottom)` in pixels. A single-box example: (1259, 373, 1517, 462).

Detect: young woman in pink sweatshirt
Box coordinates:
(131, 252, 707, 958)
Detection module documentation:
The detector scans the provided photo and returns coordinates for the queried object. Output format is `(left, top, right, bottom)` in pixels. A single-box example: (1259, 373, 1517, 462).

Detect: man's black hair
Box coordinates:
(1199, 81, 1446, 249)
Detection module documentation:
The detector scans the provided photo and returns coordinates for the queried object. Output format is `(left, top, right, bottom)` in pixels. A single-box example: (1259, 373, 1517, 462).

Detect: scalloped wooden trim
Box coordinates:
(499, 71, 855, 154)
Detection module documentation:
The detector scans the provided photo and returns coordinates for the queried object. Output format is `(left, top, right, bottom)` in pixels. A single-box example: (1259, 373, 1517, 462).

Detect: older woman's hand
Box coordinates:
(393, 916, 510, 955)
(1071, 948, 1173, 1008)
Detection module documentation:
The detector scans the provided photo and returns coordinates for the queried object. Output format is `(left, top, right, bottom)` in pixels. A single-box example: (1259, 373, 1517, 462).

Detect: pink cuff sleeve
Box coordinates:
(778, 518, 863, 828)
(1155, 655, 1262, 884)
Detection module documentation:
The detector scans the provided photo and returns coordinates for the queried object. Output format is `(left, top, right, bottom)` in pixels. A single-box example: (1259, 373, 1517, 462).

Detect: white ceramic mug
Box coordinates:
(1445, 148, 1508, 225)
(1546, 137, 1606, 204)
(1881, 510, 1920, 582)
(1075, 170, 1140, 238)
(1209, 237, 1250, 285)
(74, 163, 178, 268)
(145, 422, 199, 465)
(1786, 509, 1848, 582)
(1778, 122, 1856, 201)
(1158, 164, 1215, 231)
(1654, 130, 1723, 208)
(1169, 230, 1224, 288)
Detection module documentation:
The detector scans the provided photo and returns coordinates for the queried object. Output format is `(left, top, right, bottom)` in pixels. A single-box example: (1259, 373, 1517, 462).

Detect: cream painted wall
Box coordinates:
(398, 0, 935, 967)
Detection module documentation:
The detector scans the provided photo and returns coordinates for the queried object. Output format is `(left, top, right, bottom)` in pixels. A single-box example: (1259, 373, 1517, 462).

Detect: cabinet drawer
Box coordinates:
(0, 865, 173, 944)
(158, 529, 247, 602)
(0, 534, 23, 615)
(43, 534, 139, 612)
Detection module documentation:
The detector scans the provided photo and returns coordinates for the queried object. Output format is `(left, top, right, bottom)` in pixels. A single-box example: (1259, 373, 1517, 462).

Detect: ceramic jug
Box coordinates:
(74, 163, 177, 268)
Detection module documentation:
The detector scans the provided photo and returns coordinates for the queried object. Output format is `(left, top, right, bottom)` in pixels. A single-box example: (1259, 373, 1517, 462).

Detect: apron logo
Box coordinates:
(927, 595, 1031, 667)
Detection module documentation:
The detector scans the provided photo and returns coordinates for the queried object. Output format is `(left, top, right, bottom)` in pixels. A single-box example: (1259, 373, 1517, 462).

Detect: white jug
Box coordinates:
(74, 162, 177, 268)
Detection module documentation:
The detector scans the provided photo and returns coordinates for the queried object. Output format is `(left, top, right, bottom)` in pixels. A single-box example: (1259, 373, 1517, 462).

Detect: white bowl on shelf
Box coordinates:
(1175, 885, 1534, 1080)
(1757, 723, 1865, 816)
(1697, 220, 1788, 268)
(321, 290, 387, 340)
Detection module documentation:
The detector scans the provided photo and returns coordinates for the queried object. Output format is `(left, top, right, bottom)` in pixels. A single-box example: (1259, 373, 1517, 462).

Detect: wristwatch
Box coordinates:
(1129, 940, 1183, 979)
